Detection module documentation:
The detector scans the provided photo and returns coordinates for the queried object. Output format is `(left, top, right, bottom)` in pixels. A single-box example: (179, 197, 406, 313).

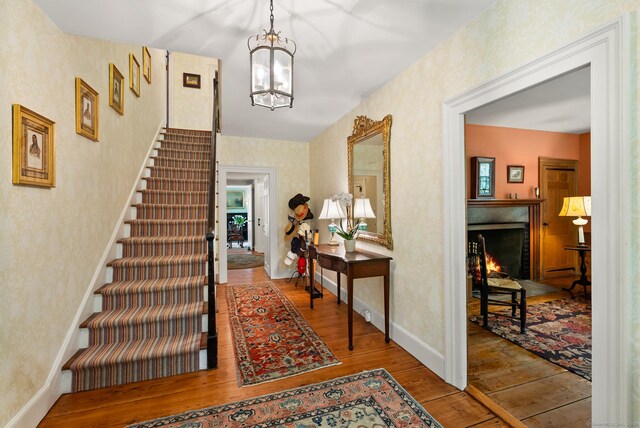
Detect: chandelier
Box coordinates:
(248, 0, 296, 110)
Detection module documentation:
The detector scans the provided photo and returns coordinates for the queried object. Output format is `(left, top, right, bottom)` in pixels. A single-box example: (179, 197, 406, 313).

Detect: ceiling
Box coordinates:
(35, 0, 496, 142)
(466, 66, 591, 134)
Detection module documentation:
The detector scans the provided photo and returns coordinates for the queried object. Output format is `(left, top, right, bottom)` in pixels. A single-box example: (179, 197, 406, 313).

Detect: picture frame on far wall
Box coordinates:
(75, 78, 99, 141)
(227, 190, 245, 209)
(129, 53, 140, 97)
(142, 46, 151, 84)
(470, 156, 495, 199)
(12, 104, 56, 187)
(507, 165, 525, 183)
(109, 63, 124, 115)
(183, 72, 201, 89)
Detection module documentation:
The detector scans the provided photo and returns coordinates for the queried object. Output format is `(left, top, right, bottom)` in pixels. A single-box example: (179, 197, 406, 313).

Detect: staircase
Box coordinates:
(63, 128, 214, 392)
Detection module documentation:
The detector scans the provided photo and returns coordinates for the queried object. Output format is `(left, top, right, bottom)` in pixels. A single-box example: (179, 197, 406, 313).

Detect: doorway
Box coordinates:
(218, 166, 278, 284)
(443, 19, 630, 423)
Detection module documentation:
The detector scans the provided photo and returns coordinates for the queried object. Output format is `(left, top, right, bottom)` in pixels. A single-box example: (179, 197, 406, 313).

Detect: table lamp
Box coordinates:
(352, 198, 376, 230)
(558, 196, 591, 246)
(318, 198, 346, 246)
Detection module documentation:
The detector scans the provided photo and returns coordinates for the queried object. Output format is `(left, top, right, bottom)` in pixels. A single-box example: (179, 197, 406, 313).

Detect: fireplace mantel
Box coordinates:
(467, 199, 543, 280)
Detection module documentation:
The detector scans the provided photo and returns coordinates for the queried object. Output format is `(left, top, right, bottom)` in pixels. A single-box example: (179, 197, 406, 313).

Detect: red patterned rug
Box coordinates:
(226, 281, 340, 386)
(126, 369, 442, 427)
(469, 297, 591, 380)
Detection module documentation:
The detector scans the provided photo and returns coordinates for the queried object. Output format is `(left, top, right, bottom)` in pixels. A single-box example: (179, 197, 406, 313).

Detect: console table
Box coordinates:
(308, 244, 392, 350)
(564, 245, 591, 298)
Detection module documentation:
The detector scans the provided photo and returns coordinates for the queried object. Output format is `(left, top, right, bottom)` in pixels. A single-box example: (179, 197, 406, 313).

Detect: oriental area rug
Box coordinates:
(227, 252, 264, 270)
(126, 369, 442, 428)
(227, 281, 340, 386)
(469, 297, 591, 380)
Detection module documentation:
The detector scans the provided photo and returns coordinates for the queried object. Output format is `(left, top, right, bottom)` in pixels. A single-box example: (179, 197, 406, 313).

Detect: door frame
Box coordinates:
(443, 17, 631, 423)
(538, 157, 579, 279)
(218, 165, 278, 283)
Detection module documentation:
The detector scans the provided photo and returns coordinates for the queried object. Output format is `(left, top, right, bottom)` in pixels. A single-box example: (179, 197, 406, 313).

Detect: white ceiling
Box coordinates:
(35, 0, 496, 142)
(466, 66, 591, 134)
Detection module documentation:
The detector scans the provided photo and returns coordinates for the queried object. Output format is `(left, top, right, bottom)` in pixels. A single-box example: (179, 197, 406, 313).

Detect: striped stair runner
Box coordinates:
(68, 128, 212, 392)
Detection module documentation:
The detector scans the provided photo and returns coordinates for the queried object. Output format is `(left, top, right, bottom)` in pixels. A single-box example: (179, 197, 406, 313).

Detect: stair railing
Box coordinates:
(206, 73, 219, 369)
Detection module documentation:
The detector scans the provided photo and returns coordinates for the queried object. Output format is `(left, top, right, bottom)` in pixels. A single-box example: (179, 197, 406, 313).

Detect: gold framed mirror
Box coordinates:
(347, 114, 393, 249)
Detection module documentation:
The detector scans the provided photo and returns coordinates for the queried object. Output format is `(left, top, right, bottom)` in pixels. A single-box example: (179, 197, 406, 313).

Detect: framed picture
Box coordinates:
(470, 156, 495, 199)
(109, 63, 124, 115)
(129, 53, 140, 97)
(227, 190, 246, 209)
(75, 78, 99, 141)
(183, 72, 201, 89)
(142, 46, 151, 84)
(12, 104, 55, 187)
(507, 165, 525, 183)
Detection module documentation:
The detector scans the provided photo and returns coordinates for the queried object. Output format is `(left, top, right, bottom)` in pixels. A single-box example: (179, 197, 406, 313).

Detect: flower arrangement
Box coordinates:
(332, 192, 366, 240)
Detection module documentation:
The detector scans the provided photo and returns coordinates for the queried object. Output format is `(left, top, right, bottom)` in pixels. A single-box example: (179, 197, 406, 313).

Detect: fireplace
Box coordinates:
(467, 200, 542, 280)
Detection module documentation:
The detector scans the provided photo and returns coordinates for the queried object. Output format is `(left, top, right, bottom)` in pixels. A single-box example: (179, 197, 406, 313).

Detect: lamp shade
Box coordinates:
(353, 198, 376, 219)
(318, 198, 345, 220)
(558, 196, 591, 217)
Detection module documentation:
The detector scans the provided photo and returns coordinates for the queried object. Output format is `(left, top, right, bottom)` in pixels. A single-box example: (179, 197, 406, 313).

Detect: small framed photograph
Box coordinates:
(75, 78, 99, 141)
(129, 53, 140, 97)
(227, 190, 245, 209)
(109, 63, 124, 115)
(12, 104, 56, 187)
(142, 46, 151, 84)
(507, 165, 525, 183)
(183, 72, 201, 89)
(470, 156, 495, 198)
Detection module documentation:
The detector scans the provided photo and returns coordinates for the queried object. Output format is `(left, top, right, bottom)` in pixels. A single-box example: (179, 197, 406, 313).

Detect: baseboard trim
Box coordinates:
(314, 272, 445, 379)
(6, 122, 165, 428)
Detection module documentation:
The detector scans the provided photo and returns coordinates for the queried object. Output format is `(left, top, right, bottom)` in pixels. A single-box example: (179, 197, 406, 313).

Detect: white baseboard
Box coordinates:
(314, 272, 445, 379)
(6, 122, 165, 428)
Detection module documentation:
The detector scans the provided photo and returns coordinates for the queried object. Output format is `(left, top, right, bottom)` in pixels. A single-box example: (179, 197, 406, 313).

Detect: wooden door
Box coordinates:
(539, 158, 578, 279)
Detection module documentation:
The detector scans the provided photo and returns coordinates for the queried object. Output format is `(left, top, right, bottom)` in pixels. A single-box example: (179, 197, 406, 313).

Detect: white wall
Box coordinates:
(309, 0, 640, 413)
(169, 51, 219, 130)
(0, 0, 167, 425)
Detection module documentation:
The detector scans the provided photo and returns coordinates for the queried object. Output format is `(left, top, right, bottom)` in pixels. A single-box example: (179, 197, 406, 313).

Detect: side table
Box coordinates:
(563, 245, 591, 298)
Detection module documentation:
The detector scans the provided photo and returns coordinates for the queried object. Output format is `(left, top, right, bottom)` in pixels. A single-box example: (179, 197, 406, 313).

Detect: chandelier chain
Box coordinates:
(269, 0, 274, 33)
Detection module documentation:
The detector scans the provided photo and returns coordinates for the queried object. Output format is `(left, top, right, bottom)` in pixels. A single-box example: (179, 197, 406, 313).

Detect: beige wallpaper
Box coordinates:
(218, 135, 310, 276)
(0, 0, 166, 425)
(169, 51, 219, 131)
(309, 0, 640, 408)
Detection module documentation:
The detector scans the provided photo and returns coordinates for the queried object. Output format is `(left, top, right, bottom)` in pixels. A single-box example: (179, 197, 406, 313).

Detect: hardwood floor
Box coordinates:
(467, 276, 592, 427)
(40, 267, 504, 427)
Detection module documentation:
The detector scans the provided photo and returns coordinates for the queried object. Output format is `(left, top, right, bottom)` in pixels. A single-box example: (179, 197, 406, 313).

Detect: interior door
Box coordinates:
(539, 158, 578, 279)
(254, 179, 266, 253)
(262, 175, 271, 276)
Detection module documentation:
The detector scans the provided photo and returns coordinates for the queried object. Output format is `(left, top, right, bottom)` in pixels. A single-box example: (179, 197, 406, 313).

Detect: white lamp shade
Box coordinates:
(318, 198, 345, 220)
(353, 198, 376, 219)
(558, 196, 591, 217)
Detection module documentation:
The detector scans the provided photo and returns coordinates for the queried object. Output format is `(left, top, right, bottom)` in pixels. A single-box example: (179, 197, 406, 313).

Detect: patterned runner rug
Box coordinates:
(227, 281, 340, 386)
(469, 297, 591, 380)
(126, 368, 442, 427)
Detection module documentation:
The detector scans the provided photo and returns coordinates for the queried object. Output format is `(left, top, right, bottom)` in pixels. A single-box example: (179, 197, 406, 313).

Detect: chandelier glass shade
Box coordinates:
(248, 0, 296, 110)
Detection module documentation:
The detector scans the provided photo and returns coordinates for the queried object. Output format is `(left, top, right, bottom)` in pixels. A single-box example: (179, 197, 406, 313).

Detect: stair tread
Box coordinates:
(140, 189, 209, 194)
(142, 177, 209, 183)
(96, 276, 206, 294)
(126, 219, 207, 224)
(69, 334, 201, 369)
(118, 236, 206, 244)
(156, 147, 210, 154)
(133, 203, 208, 208)
(83, 302, 204, 329)
(108, 254, 207, 267)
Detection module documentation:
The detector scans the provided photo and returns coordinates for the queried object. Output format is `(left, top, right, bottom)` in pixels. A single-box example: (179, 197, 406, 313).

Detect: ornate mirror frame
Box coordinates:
(347, 114, 393, 249)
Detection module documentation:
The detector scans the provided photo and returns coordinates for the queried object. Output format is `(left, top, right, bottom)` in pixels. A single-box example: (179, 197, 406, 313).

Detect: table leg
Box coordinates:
(384, 273, 390, 344)
(347, 276, 353, 350)
(337, 273, 341, 305)
(309, 255, 315, 309)
(563, 249, 591, 298)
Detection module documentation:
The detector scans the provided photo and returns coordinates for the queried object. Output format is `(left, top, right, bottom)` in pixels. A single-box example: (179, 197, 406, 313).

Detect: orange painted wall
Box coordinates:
(578, 132, 591, 196)
(465, 124, 581, 199)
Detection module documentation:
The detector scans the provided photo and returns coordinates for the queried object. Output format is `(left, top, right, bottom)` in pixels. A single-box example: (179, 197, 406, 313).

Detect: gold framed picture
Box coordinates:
(142, 46, 151, 84)
(129, 53, 140, 97)
(109, 63, 124, 115)
(183, 72, 201, 88)
(12, 104, 55, 187)
(75, 78, 99, 141)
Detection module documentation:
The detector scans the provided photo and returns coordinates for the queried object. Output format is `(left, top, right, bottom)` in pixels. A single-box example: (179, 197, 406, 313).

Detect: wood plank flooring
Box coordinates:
(467, 276, 592, 427)
(40, 267, 504, 427)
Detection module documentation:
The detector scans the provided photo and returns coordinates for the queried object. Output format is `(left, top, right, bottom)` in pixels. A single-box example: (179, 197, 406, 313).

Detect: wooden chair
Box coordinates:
(227, 222, 244, 248)
(476, 234, 527, 333)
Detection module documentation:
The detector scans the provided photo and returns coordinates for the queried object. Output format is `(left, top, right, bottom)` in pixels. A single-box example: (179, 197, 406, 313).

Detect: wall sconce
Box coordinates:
(558, 196, 591, 246)
(318, 198, 346, 246)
